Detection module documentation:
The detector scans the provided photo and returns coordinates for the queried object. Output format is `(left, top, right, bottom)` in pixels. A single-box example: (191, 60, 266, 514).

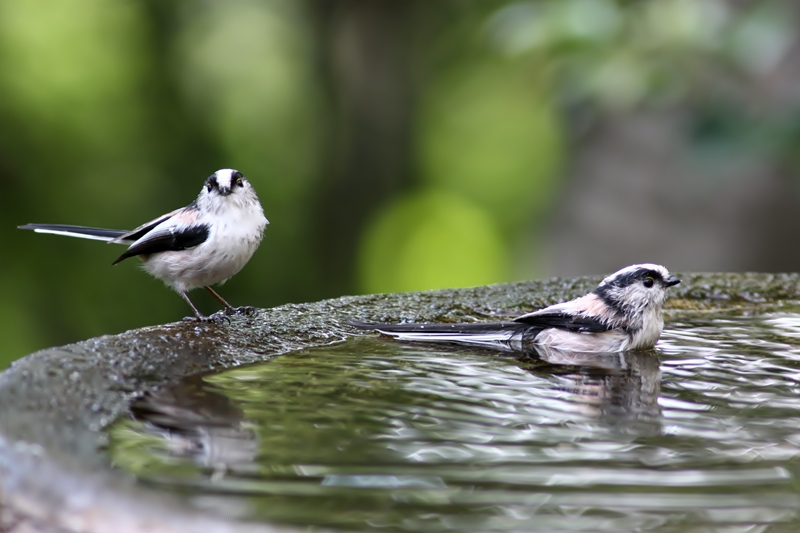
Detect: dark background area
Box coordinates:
(3, 0, 800, 367)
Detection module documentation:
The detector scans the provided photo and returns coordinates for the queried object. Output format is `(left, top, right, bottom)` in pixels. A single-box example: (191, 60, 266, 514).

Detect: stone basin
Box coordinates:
(1, 273, 799, 532)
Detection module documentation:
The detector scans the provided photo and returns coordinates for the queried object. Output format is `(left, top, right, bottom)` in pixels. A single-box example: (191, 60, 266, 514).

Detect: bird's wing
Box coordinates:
(109, 207, 185, 244)
(112, 223, 210, 265)
(513, 294, 616, 333)
(513, 311, 614, 333)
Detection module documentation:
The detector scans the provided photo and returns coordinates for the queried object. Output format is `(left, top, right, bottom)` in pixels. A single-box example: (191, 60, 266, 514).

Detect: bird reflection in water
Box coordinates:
(130, 375, 259, 481)
(130, 343, 664, 475)
(514, 345, 662, 434)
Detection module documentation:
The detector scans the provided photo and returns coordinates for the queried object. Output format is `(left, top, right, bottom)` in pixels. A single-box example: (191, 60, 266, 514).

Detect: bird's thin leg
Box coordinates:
(205, 286, 235, 313)
(180, 291, 208, 320)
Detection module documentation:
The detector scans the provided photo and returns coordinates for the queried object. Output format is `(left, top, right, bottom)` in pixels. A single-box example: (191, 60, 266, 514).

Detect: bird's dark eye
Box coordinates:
(206, 185, 212, 192)
(235, 177, 243, 187)
(643, 277, 655, 288)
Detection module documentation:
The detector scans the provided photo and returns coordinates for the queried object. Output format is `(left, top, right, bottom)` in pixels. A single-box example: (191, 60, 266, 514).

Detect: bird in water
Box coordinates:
(352, 264, 680, 353)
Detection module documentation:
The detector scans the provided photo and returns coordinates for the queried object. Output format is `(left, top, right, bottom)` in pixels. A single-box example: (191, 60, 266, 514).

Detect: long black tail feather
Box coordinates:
(18, 224, 129, 242)
(349, 320, 541, 350)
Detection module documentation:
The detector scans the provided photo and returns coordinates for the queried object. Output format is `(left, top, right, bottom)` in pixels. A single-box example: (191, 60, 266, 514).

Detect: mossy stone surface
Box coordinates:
(1, 272, 798, 532)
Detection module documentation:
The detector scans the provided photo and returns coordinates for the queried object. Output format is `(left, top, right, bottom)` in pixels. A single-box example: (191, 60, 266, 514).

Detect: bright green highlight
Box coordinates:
(419, 61, 563, 231)
(359, 190, 507, 294)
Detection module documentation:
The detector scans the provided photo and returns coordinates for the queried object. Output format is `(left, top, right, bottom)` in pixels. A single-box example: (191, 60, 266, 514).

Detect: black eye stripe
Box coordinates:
(204, 175, 219, 192)
(609, 269, 664, 288)
(203, 172, 246, 193)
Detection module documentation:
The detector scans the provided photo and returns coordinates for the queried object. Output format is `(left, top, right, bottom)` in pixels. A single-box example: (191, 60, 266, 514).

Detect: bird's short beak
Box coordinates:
(219, 187, 232, 196)
(665, 276, 681, 287)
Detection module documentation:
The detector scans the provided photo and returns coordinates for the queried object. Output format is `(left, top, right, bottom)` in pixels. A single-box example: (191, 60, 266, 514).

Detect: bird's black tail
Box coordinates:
(350, 320, 539, 350)
(18, 224, 129, 243)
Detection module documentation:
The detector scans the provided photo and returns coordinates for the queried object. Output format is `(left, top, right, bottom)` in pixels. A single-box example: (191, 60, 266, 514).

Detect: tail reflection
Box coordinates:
(130, 375, 259, 479)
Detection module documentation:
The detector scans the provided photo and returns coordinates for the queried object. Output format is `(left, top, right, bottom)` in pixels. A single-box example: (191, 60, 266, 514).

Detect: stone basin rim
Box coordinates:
(1, 272, 798, 533)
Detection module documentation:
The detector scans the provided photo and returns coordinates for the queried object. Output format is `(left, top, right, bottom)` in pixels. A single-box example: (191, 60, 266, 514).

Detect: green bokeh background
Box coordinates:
(2, 0, 799, 367)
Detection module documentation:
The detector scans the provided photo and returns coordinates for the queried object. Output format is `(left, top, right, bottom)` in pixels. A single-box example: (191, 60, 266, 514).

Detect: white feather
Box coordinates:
(31, 228, 122, 243)
(376, 329, 521, 349)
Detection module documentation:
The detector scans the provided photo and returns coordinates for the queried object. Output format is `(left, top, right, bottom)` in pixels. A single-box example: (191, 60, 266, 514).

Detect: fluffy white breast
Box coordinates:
(534, 328, 631, 353)
(143, 188, 267, 293)
(625, 307, 665, 350)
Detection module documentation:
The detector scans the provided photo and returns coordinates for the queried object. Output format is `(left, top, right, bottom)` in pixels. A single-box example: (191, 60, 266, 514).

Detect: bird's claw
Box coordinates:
(223, 306, 256, 316)
(211, 312, 232, 324)
(182, 306, 254, 323)
(182, 313, 231, 324)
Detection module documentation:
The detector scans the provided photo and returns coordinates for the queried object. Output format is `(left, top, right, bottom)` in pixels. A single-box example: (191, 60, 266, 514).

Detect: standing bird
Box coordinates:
(19, 169, 268, 320)
(353, 264, 680, 353)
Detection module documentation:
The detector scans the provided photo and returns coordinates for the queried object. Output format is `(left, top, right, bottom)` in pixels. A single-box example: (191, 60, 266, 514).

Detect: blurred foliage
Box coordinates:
(486, 0, 796, 105)
(2, 0, 799, 367)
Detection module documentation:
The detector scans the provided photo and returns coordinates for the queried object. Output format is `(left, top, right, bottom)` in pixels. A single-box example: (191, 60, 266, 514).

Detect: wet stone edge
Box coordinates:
(0, 272, 798, 533)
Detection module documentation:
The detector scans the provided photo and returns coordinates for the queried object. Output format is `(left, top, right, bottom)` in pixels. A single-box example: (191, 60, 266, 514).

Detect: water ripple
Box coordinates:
(108, 304, 800, 532)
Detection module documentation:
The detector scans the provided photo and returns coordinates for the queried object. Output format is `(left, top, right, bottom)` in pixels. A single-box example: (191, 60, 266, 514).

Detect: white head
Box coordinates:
(196, 168, 263, 216)
(593, 263, 680, 349)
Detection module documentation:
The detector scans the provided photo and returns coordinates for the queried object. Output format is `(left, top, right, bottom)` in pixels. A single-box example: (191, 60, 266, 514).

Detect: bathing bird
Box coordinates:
(352, 264, 680, 353)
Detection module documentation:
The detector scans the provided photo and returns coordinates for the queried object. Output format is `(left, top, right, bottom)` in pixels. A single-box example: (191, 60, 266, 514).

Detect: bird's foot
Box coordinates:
(211, 311, 232, 324)
(223, 306, 257, 316)
(182, 313, 231, 324)
(234, 306, 258, 316)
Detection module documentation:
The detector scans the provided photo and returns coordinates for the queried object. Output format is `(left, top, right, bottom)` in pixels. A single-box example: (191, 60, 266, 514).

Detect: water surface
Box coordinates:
(109, 304, 800, 531)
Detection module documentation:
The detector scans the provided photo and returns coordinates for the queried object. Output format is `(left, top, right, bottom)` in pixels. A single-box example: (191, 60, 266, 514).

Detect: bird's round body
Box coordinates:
(139, 171, 268, 294)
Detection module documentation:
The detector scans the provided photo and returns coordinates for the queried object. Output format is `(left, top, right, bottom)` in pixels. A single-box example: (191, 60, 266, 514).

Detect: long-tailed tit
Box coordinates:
(19, 169, 268, 320)
(353, 264, 680, 353)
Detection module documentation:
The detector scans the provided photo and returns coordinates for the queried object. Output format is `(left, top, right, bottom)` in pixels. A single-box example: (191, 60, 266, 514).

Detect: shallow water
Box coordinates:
(108, 304, 800, 532)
